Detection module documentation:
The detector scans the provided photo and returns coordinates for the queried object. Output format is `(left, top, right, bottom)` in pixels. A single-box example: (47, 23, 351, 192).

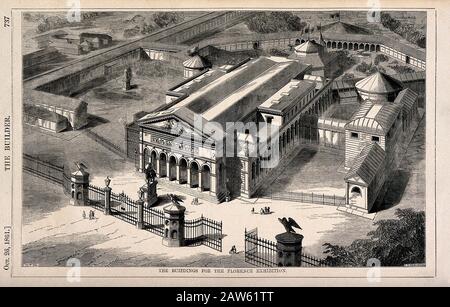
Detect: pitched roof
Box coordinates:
(24, 89, 87, 111)
(24, 104, 67, 122)
(345, 100, 402, 134)
(394, 88, 418, 113)
(345, 143, 385, 185)
(321, 21, 373, 35)
(391, 71, 426, 83)
(355, 71, 403, 94)
(259, 79, 316, 112)
(182, 54, 209, 69)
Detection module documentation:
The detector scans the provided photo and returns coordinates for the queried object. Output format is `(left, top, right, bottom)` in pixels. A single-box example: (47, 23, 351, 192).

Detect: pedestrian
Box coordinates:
(268, 206, 271, 213)
(251, 207, 255, 214)
(82, 210, 86, 219)
(260, 208, 265, 215)
(91, 210, 95, 220)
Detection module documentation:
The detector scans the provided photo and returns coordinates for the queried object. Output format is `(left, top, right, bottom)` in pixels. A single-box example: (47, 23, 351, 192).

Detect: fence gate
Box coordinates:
(200, 216, 222, 252)
(244, 228, 277, 267)
(185, 216, 223, 252)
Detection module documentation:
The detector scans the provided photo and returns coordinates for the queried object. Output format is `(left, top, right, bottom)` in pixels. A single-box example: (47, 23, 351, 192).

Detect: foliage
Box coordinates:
(388, 64, 416, 74)
(123, 12, 184, 38)
(245, 12, 307, 34)
(380, 12, 426, 48)
(34, 12, 111, 33)
(152, 12, 184, 28)
(323, 208, 425, 267)
(268, 48, 290, 57)
(341, 73, 355, 81)
(374, 54, 389, 65)
(331, 51, 357, 78)
(355, 61, 385, 75)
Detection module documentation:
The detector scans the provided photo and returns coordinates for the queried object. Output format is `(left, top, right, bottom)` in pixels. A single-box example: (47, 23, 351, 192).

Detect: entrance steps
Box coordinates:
(156, 178, 225, 204)
(336, 203, 377, 220)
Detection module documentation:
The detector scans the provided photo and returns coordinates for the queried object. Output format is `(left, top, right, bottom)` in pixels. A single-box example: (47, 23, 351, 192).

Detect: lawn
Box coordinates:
(76, 60, 185, 148)
(267, 146, 347, 196)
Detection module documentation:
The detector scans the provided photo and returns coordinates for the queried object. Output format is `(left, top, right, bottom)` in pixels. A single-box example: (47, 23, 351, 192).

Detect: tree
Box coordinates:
(323, 208, 425, 267)
(245, 12, 306, 34)
(152, 12, 183, 28)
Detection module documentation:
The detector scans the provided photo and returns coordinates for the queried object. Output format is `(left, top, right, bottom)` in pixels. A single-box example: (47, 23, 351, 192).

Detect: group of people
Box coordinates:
(251, 207, 271, 215)
(82, 210, 96, 220)
(191, 197, 199, 206)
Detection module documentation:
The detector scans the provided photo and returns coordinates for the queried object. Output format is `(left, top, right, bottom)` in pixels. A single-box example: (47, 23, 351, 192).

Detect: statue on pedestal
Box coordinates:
(123, 67, 132, 91)
(144, 163, 157, 183)
(278, 217, 302, 233)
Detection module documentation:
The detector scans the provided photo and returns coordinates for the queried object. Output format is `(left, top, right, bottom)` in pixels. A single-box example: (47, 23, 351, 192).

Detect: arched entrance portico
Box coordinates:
(201, 165, 211, 191)
(169, 156, 177, 181)
(190, 161, 199, 188)
(150, 150, 157, 171)
(179, 158, 188, 184)
(159, 153, 167, 177)
(349, 186, 365, 208)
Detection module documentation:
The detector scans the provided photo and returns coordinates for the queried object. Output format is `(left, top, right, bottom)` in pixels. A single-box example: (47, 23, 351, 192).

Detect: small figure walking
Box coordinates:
(260, 208, 265, 215)
(91, 210, 95, 220)
(229, 245, 237, 254)
(251, 207, 255, 214)
(82, 210, 86, 219)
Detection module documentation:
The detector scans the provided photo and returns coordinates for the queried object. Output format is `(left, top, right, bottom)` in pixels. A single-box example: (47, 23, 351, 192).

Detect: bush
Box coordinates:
(268, 48, 290, 57)
(381, 12, 426, 48)
(245, 12, 307, 34)
(374, 54, 389, 65)
(152, 12, 184, 28)
(323, 208, 425, 267)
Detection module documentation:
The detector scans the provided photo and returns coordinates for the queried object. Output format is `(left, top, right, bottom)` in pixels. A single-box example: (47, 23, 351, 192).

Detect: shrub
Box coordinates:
(323, 208, 425, 267)
(374, 54, 389, 65)
(245, 12, 307, 34)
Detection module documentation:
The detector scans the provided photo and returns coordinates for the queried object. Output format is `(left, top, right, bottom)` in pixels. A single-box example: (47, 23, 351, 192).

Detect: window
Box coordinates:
(351, 132, 359, 139)
(372, 136, 380, 143)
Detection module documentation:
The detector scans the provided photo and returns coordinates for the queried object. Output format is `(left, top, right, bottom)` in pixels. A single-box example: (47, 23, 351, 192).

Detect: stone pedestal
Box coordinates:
(275, 232, 304, 267)
(162, 203, 186, 247)
(69, 169, 89, 206)
(136, 199, 144, 229)
(140, 180, 158, 207)
(104, 186, 112, 215)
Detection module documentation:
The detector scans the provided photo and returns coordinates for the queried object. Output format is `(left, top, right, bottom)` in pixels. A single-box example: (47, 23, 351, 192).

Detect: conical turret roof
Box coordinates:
(183, 54, 208, 69)
(294, 40, 321, 54)
(355, 71, 403, 94)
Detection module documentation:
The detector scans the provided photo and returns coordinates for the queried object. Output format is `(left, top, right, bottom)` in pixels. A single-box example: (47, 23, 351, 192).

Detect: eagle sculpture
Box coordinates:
(168, 194, 183, 206)
(278, 217, 302, 233)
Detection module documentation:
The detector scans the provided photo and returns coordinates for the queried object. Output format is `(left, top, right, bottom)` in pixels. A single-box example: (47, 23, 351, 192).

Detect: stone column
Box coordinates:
(187, 167, 191, 186)
(198, 170, 202, 191)
(104, 186, 112, 215)
(275, 232, 304, 267)
(136, 198, 144, 229)
(156, 158, 160, 177)
(176, 164, 180, 183)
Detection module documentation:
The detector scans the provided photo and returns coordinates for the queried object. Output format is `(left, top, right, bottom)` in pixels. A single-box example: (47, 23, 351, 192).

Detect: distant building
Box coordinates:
(23, 47, 61, 71)
(288, 39, 335, 77)
(51, 32, 113, 55)
(80, 33, 113, 49)
(24, 90, 88, 130)
(51, 34, 84, 55)
(23, 104, 68, 132)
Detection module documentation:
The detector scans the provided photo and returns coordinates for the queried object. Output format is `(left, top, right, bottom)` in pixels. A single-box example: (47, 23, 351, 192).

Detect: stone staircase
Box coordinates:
(156, 178, 225, 204)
